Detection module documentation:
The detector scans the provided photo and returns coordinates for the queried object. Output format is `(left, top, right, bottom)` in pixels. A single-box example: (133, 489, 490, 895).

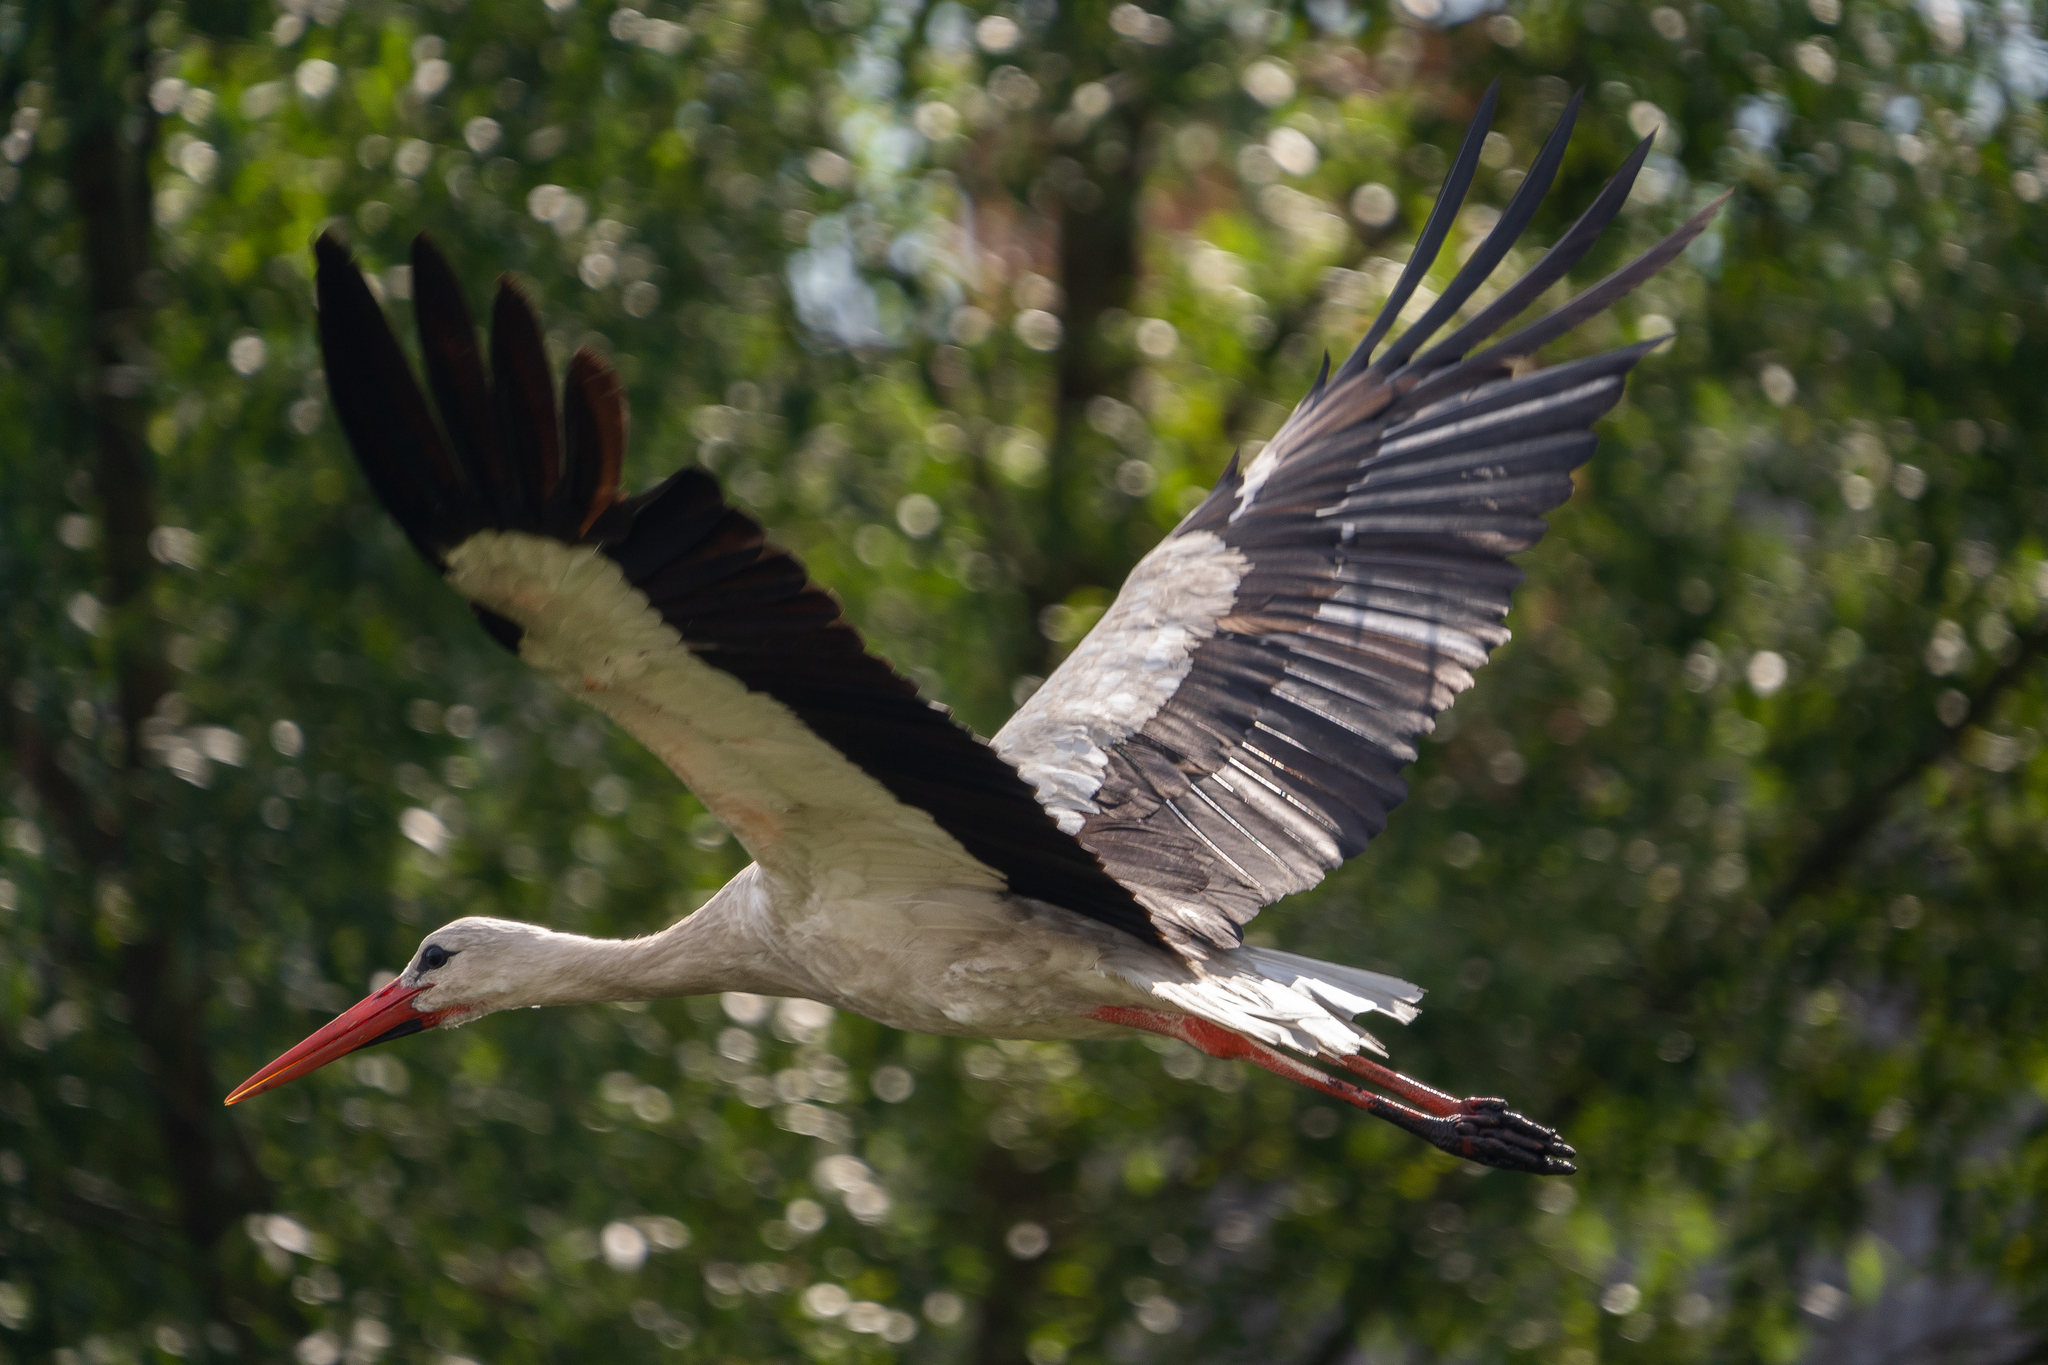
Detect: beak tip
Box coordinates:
(221, 980, 432, 1107)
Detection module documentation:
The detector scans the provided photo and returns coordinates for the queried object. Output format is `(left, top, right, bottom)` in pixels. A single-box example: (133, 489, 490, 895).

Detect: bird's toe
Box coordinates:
(1440, 1099, 1577, 1175)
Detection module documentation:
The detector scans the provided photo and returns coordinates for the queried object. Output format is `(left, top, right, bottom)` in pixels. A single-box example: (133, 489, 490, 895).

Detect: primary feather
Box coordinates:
(992, 87, 1725, 951)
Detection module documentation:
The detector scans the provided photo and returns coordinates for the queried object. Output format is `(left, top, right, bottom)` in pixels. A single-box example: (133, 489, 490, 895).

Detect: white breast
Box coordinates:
(769, 881, 1161, 1038)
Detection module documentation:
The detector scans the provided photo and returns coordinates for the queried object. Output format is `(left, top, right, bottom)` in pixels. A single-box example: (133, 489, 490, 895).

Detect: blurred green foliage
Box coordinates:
(6, 0, 2048, 1361)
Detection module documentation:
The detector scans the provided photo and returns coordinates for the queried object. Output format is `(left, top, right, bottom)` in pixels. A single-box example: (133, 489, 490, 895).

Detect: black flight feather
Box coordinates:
(995, 96, 1726, 951)
(312, 231, 1160, 949)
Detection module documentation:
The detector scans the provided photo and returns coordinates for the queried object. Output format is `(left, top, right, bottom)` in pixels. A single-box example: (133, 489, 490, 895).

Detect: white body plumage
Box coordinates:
(232, 95, 1714, 1175)
(431, 530, 1418, 1060)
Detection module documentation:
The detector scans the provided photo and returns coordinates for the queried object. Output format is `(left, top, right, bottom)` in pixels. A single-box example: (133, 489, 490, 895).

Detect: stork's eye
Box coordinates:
(419, 944, 453, 971)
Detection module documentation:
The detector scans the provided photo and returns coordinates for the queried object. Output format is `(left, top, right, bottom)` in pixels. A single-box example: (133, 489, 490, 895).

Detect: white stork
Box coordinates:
(228, 91, 1720, 1175)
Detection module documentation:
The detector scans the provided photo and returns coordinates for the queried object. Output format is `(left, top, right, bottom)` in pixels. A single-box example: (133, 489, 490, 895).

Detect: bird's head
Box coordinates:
(225, 916, 558, 1105)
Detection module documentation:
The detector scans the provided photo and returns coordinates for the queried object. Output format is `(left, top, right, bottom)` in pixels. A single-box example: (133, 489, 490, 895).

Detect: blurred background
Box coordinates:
(5, 0, 2048, 1360)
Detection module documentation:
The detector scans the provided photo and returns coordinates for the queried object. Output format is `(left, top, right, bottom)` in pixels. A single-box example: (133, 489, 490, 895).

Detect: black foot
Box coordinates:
(1409, 1098, 1577, 1175)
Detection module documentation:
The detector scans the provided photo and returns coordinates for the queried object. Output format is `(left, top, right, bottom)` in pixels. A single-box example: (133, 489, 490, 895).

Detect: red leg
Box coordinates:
(1092, 1007, 1409, 1108)
(1089, 1006, 1576, 1175)
(1332, 1052, 1466, 1117)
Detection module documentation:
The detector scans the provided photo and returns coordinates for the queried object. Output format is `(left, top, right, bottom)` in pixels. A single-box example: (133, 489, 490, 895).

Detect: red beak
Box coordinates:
(225, 979, 440, 1105)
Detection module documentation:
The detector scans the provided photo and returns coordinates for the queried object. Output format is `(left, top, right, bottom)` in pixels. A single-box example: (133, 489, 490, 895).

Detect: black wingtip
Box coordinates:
(312, 232, 360, 305)
(410, 234, 522, 529)
(489, 272, 562, 524)
(1369, 85, 1588, 379)
(495, 271, 533, 309)
(313, 229, 351, 270)
(1400, 124, 1666, 381)
(313, 229, 477, 570)
(410, 233, 466, 300)
(1304, 350, 1333, 406)
(1466, 190, 1730, 372)
(555, 346, 628, 539)
(1337, 81, 1501, 381)
(410, 232, 444, 281)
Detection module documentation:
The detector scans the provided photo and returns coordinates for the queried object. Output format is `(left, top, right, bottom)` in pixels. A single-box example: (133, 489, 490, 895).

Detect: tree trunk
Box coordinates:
(49, 0, 269, 1286)
(1037, 102, 1145, 638)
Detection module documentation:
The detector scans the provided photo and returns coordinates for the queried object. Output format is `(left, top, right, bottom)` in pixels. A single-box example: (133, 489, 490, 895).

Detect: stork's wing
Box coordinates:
(994, 89, 1724, 952)
(315, 235, 1157, 942)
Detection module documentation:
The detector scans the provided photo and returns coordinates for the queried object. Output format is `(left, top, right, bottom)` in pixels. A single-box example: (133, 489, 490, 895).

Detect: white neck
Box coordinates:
(508, 866, 813, 1007)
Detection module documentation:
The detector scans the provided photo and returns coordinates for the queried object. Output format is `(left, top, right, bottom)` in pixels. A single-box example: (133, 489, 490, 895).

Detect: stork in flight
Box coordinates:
(228, 91, 1719, 1175)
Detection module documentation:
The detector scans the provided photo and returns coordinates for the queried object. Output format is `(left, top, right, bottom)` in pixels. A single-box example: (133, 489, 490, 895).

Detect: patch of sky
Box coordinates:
(1997, 2, 2048, 99)
(1731, 93, 1790, 153)
(790, 214, 888, 348)
(1966, 72, 2004, 138)
(926, 2, 974, 56)
(876, 0, 924, 37)
(1305, 0, 1366, 36)
(838, 107, 922, 197)
(842, 43, 903, 102)
(1397, 0, 1501, 24)
(888, 227, 936, 277)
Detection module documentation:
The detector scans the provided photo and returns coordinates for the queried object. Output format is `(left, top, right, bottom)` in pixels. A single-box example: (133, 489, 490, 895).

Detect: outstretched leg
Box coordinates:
(1089, 1006, 1575, 1175)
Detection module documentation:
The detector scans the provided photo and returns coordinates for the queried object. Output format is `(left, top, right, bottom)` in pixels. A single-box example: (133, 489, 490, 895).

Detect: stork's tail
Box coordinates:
(1129, 945, 1423, 1060)
(1096, 953, 1574, 1173)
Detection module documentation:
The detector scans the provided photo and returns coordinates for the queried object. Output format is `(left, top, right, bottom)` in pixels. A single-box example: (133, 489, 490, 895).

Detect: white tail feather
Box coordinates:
(1119, 946, 1424, 1060)
(1237, 946, 1423, 1025)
